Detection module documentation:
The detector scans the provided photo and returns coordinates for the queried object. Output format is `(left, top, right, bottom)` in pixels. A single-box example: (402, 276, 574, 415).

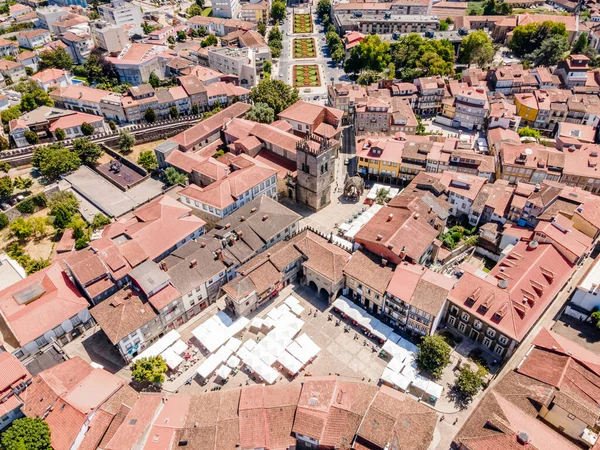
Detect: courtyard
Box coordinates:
(293, 64, 321, 87)
(293, 38, 316, 58)
(293, 14, 312, 34)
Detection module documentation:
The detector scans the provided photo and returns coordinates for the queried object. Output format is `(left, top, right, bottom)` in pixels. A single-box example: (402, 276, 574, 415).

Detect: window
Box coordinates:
(473, 320, 482, 330)
(567, 413, 576, 420)
(483, 337, 492, 348)
(486, 328, 496, 338)
(14, 350, 24, 359)
(348, 278, 354, 285)
(450, 306, 458, 315)
(458, 322, 467, 333)
(498, 335, 508, 345)
(461, 312, 470, 322)
(53, 325, 65, 337)
(35, 336, 48, 347)
(70, 315, 82, 327)
(494, 344, 504, 355)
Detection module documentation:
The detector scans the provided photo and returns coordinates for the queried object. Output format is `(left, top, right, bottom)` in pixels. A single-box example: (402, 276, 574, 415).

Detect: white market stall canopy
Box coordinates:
(171, 339, 188, 355)
(196, 346, 232, 379)
(216, 365, 231, 380)
(332, 296, 394, 341)
(286, 333, 320, 365)
(161, 347, 184, 370)
(343, 204, 383, 239)
(192, 313, 249, 353)
(132, 330, 181, 362)
(277, 351, 303, 375)
(412, 375, 443, 399)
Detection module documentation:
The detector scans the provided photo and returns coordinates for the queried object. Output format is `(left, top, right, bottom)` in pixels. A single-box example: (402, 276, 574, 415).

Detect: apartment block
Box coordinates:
(89, 20, 130, 53)
(98, 0, 143, 26)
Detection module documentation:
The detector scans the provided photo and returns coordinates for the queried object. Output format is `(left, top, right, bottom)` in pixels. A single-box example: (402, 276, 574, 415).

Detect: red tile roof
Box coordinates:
(0, 351, 30, 394)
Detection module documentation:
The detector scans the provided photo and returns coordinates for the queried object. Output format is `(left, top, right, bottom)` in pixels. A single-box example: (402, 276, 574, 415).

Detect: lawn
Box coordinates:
(293, 38, 316, 58)
(466, 1, 485, 14)
(293, 65, 321, 87)
(201, 7, 212, 15)
(293, 14, 312, 34)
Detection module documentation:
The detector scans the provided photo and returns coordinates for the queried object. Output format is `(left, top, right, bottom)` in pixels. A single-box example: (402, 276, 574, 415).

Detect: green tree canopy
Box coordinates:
(201, 34, 218, 48)
(138, 150, 158, 172)
(164, 167, 187, 186)
(92, 213, 111, 228)
(246, 102, 275, 123)
(49, 191, 79, 229)
(345, 34, 390, 74)
(0, 417, 51, 450)
(80, 122, 95, 136)
(257, 21, 267, 36)
(38, 47, 73, 71)
(572, 32, 589, 54)
(0, 161, 10, 173)
(455, 364, 487, 401)
(32, 145, 81, 179)
(187, 3, 202, 16)
(144, 107, 157, 123)
(250, 79, 299, 115)
(271, 0, 285, 21)
(0, 212, 8, 230)
(0, 175, 12, 197)
(24, 131, 38, 145)
(416, 335, 452, 378)
(118, 130, 135, 154)
(149, 71, 160, 88)
(177, 30, 187, 42)
(509, 21, 568, 58)
(391, 33, 455, 80)
(528, 34, 569, 67)
(317, 0, 331, 18)
(131, 356, 168, 384)
(20, 90, 54, 112)
(460, 30, 495, 68)
(72, 138, 103, 165)
(518, 126, 541, 139)
(10, 217, 33, 240)
(55, 128, 66, 141)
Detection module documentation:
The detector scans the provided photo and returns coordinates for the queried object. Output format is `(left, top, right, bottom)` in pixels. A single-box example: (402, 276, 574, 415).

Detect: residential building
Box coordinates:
(89, 20, 129, 53)
(105, 43, 171, 85)
(278, 100, 343, 141)
(533, 215, 592, 264)
(327, 82, 367, 123)
(240, 0, 268, 23)
(561, 144, 600, 193)
(50, 84, 114, 116)
(555, 54, 590, 88)
(0, 353, 31, 430)
(178, 155, 278, 220)
(0, 262, 93, 361)
(155, 85, 192, 118)
(186, 16, 257, 36)
(492, 13, 579, 45)
(22, 357, 136, 450)
(449, 86, 489, 130)
(499, 143, 564, 184)
(385, 262, 455, 335)
(120, 83, 158, 122)
(58, 31, 92, 64)
(9, 118, 31, 148)
(445, 240, 575, 360)
(98, 0, 142, 26)
(207, 46, 264, 87)
(355, 96, 418, 135)
(48, 111, 107, 139)
(36, 6, 69, 30)
(555, 122, 596, 150)
(414, 76, 447, 116)
(468, 180, 514, 227)
(343, 250, 393, 317)
(439, 172, 487, 223)
(213, 0, 241, 19)
(354, 196, 441, 265)
(9, 3, 32, 18)
(0, 253, 27, 291)
(0, 60, 26, 84)
(16, 29, 51, 49)
(15, 51, 39, 71)
(62, 195, 206, 304)
(488, 63, 539, 96)
(488, 98, 521, 131)
(333, 9, 438, 35)
(565, 257, 600, 319)
(0, 39, 19, 57)
(455, 328, 600, 450)
(30, 68, 71, 91)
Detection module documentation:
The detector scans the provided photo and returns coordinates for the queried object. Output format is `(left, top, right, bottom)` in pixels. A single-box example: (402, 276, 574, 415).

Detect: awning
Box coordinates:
(216, 365, 230, 380)
(133, 330, 181, 362)
(161, 347, 184, 370)
(278, 351, 303, 375)
(171, 339, 188, 355)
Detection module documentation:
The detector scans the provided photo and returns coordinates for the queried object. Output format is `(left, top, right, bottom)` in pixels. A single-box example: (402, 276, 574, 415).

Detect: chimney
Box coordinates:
(159, 261, 168, 271)
(224, 223, 231, 229)
(381, 259, 388, 267)
(387, 213, 393, 222)
(516, 432, 530, 446)
(414, 213, 420, 219)
(216, 249, 223, 261)
(237, 230, 243, 237)
(240, 215, 246, 222)
(376, 234, 383, 241)
(250, 207, 257, 213)
(262, 214, 269, 221)
(200, 242, 206, 248)
(190, 259, 197, 268)
(400, 246, 406, 260)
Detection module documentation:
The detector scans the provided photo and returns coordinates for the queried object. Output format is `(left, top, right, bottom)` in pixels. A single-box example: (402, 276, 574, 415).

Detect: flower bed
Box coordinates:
(293, 14, 313, 34)
(293, 64, 321, 87)
(293, 38, 316, 58)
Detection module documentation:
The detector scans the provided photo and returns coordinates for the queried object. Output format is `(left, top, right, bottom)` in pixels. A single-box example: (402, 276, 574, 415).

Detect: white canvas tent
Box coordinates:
(161, 347, 184, 370)
(133, 330, 181, 362)
(278, 351, 303, 375)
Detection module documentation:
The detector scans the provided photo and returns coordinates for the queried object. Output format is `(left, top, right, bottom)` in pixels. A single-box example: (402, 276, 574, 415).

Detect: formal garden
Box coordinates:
(293, 38, 316, 58)
(293, 65, 321, 87)
(293, 14, 313, 33)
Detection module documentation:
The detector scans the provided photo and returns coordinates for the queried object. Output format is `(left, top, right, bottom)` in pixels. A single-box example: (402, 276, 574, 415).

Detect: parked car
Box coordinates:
(1, 203, 9, 211)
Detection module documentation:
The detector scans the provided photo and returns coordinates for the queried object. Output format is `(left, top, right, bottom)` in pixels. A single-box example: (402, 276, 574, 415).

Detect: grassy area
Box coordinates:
(293, 65, 320, 87)
(466, 1, 485, 15)
(201, 7, 212, 16)
(293, 38, 316, 58)
(293, 14, 312, 34)
(73, 76, 89, 83)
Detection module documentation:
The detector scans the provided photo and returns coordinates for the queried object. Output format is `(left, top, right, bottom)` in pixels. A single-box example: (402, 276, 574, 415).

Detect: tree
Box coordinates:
(0, 417, 51, 450)
(187, 3, 202, 16)
(32, 145, 81, 179)
(177, 30, 187, 42)
(138, 150, 158, 172)
(375, 188, 389, 205)
(1, 105, 22, 124)
(247, 102, 275, 123)
(416, 335, 451, 378)
(518, 127, 541, 139)
(271, 0, 285, 22)
(528, 34, 569, 67)
(455, 365, 487, 401)
(92, 213, 111, 228)
(13, 176, 33, 190)
(50, 202, 77, 230)
(30, 216, 48, 239)
(191, 104, 199, 115)
(168, 35, 176, 45)
(0, 161, 10, 173)
(257, 21, 267, 36)
(201, 34, 218, 48)
(197, 26, 208, 37)
(80, 122, 95, 136)
(142, 21, 156, 34)
(345, 35, 390, 74)
(55, 128, 66, 141)
(24, 131, 38, 145)
(483, 0, 512, 15)
(439, 18, 449, 31)
(573, 33, 589, 54)
(0, 175, 12, 197)
(0, 212, 8, 230)
(131, 356, 168, 384)
(118, 130, 135, 154)
(263, 60, 272, 74)
(10, 217, 33, 240)
(268, 24, 283, 42)
(460, 31, 494, 68)
(21, 90, 54, 112)
(72, 138, 103, 165)
(509, 21, 568, 58)
(38, 47, 73, 71)
(144, 107, 157, 123)
(164, 167, 187, 186)
(250, 79, 299, 115)
(317, 0, 331, 18)
(331, 47, 345, 64)
(357, 70, 381, 85)
(149, 71, 160, 88)
(169, 105, 179, 119)
(0, 135, 8, 151)
(391, 33, 455, 80)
